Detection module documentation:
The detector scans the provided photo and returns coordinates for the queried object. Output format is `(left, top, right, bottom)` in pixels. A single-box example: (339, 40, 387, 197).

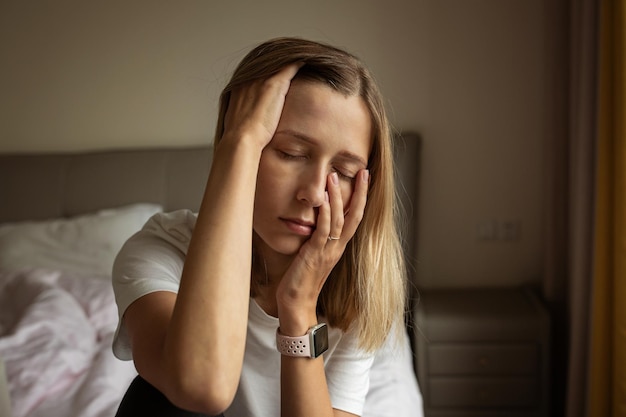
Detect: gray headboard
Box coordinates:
(0, 132, 420, 282)
(0, 147, 213, 222)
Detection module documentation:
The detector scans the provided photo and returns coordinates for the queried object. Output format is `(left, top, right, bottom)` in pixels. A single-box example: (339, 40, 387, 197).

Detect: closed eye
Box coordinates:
(277, 150, 307, 160)
(333, 167, 357, 182)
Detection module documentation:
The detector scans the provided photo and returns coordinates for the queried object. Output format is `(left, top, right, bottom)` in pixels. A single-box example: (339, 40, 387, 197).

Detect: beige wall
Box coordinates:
(0, 0, 551, 289)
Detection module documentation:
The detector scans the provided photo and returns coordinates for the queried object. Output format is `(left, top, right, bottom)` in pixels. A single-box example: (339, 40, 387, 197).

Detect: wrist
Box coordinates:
(215, 132, 265, 161)
(276, 323, 329, 359)
(277, 308, 318, 337)
(218, 130, 269, 154)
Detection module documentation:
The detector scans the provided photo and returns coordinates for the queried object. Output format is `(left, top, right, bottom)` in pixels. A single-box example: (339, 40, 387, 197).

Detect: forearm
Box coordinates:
(163, 138, 262, 405)
(281, 355, 335, 417)
(275, 169, 370, 417)
(275, 303, 333, 416)
(124, 62, 304, 414)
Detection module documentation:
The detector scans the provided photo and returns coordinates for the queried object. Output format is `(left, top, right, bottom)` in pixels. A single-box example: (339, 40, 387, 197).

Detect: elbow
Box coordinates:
(169, 389, 234, 416)
(135, 347, 241, 414)
(165, 367, 238, 415)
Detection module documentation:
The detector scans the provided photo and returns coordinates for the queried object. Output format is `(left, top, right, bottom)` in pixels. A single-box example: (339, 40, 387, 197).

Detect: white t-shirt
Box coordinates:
(111, 209, 375, 416)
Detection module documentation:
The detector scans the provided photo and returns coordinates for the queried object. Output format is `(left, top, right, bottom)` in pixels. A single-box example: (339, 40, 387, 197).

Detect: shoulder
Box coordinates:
(111, 209, 198, 360)
(112, 209, 198, 292)
(116, 209, 197, 259)
(141, 209, 197, 252)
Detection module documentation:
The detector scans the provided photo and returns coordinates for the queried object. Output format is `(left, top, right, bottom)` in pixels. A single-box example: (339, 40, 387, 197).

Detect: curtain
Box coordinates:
(544, 0, 625, 416)
(588, 1, 626, 416)
(543, 0, 598, 416)
(564, 0, 599, 415)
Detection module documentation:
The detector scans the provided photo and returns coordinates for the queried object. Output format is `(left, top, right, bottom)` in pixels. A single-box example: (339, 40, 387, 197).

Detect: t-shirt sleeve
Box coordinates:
(111, 210, 195, 360)
(325, 328, 376, 416)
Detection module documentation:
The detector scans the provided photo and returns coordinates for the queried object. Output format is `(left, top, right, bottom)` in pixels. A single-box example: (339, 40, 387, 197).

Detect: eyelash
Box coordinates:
(333, 168, 356, 182)
(278, 150, 306, 161)
(277, 151, 356, 182)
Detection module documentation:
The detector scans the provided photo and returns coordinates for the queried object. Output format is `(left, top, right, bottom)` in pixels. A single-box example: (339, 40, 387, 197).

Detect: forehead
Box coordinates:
(276, 80, 373, 161)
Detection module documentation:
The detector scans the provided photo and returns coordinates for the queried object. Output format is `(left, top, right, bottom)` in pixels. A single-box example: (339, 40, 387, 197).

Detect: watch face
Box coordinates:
(311, 323, 329, 358)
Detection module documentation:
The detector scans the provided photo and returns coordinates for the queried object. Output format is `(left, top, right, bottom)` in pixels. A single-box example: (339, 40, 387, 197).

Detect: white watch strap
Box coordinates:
(276, 329, 312, 357)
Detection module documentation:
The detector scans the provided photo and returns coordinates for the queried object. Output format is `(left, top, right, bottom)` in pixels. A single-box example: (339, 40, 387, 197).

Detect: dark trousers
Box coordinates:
(115, 375, 224, 417)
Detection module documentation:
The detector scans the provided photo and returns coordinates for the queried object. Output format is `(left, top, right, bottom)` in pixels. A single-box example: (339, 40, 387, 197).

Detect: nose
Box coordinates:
(296, 164, 327, 207)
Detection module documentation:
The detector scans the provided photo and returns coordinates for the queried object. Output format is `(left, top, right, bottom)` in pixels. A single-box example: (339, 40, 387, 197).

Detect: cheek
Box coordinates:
(340, 183, 355, 209)
(255, 159, 293, 206)
(257, 154, 282, 189)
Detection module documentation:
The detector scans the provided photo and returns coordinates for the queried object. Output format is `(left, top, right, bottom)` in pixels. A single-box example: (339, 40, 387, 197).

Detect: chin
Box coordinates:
(264, 236, 307, 257)
(251, 234, 308, 256)
(272, 240, 304, 256)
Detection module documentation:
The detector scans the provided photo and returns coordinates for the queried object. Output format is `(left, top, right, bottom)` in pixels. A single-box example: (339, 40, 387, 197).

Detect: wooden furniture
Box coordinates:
(414, 288, 550, 417)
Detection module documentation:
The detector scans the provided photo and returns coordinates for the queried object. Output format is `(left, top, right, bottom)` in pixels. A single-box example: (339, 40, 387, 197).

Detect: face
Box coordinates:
(253, 80, 372, 258)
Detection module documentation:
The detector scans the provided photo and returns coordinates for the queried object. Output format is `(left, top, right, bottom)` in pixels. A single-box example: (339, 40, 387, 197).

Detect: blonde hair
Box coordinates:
(215, 37, 406, 352)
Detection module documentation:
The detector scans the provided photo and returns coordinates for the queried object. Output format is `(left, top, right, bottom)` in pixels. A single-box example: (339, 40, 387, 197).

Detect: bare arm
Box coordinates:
(123, 64, 302, 415)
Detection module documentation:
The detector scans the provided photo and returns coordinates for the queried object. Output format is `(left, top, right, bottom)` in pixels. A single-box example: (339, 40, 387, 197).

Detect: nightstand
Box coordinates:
(413, 287, 550, 417)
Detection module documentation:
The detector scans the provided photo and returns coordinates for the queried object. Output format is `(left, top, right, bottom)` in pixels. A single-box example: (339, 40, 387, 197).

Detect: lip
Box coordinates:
(281, 218, 315, 236)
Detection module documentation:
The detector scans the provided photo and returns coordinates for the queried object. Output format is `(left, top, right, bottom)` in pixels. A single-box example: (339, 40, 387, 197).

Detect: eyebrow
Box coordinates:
(275, 129, 369, 167)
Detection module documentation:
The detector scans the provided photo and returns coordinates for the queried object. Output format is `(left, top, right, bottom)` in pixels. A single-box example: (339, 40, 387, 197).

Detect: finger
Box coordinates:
(251, 62, 304, 109)
(276, 62, 305, 82)
(251, 63, 304, 122)
(341, 169, 369, 238)
(311, 192, 331, 246)
(326, 172, 344, 241)
(223, 63, 304, 144)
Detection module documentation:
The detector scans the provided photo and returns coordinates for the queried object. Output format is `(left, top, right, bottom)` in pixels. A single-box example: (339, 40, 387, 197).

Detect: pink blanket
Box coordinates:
(0, 268, 136, 417)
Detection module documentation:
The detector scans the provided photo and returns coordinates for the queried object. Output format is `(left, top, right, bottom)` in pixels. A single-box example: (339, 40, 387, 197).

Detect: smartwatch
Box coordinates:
(276, 323, 329, 359)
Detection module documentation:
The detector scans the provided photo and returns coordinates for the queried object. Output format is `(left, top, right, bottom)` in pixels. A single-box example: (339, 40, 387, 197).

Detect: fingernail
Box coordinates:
(363, 170, 369, 183)
(331, 172, 339, 185)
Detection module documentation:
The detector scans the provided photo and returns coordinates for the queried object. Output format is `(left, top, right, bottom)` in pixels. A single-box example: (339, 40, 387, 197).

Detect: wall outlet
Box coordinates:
(498, 219, 521, 241)
(476, 220, 498, 241)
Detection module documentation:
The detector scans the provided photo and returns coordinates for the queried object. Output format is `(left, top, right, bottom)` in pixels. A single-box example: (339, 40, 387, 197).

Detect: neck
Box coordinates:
(251, 242, 293, 318)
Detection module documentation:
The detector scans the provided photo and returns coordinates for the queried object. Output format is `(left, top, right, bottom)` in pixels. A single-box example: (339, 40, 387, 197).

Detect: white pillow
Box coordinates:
(0, 203, 162, 277)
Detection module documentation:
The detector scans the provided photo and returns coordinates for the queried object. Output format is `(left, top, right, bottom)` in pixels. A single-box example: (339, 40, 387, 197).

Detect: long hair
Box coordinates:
(215, 37, 406, 352)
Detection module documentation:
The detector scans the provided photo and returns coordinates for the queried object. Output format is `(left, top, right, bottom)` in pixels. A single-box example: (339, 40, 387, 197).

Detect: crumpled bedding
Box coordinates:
(0, 268, 136, 417)
(0, 267, 424, 417)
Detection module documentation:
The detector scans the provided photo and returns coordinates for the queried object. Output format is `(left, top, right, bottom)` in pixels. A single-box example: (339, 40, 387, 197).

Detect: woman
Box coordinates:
(112, 37, 407, 417)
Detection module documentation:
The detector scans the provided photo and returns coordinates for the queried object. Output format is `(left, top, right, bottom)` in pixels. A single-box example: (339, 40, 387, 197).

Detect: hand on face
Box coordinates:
(222, 63, 303, 149)
(224, 66, 372, 333)
(276, 168, 370, 335)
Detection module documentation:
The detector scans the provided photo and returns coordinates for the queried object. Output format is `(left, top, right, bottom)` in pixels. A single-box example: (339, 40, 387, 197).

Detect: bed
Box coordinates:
(0, 131, 422, 417)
